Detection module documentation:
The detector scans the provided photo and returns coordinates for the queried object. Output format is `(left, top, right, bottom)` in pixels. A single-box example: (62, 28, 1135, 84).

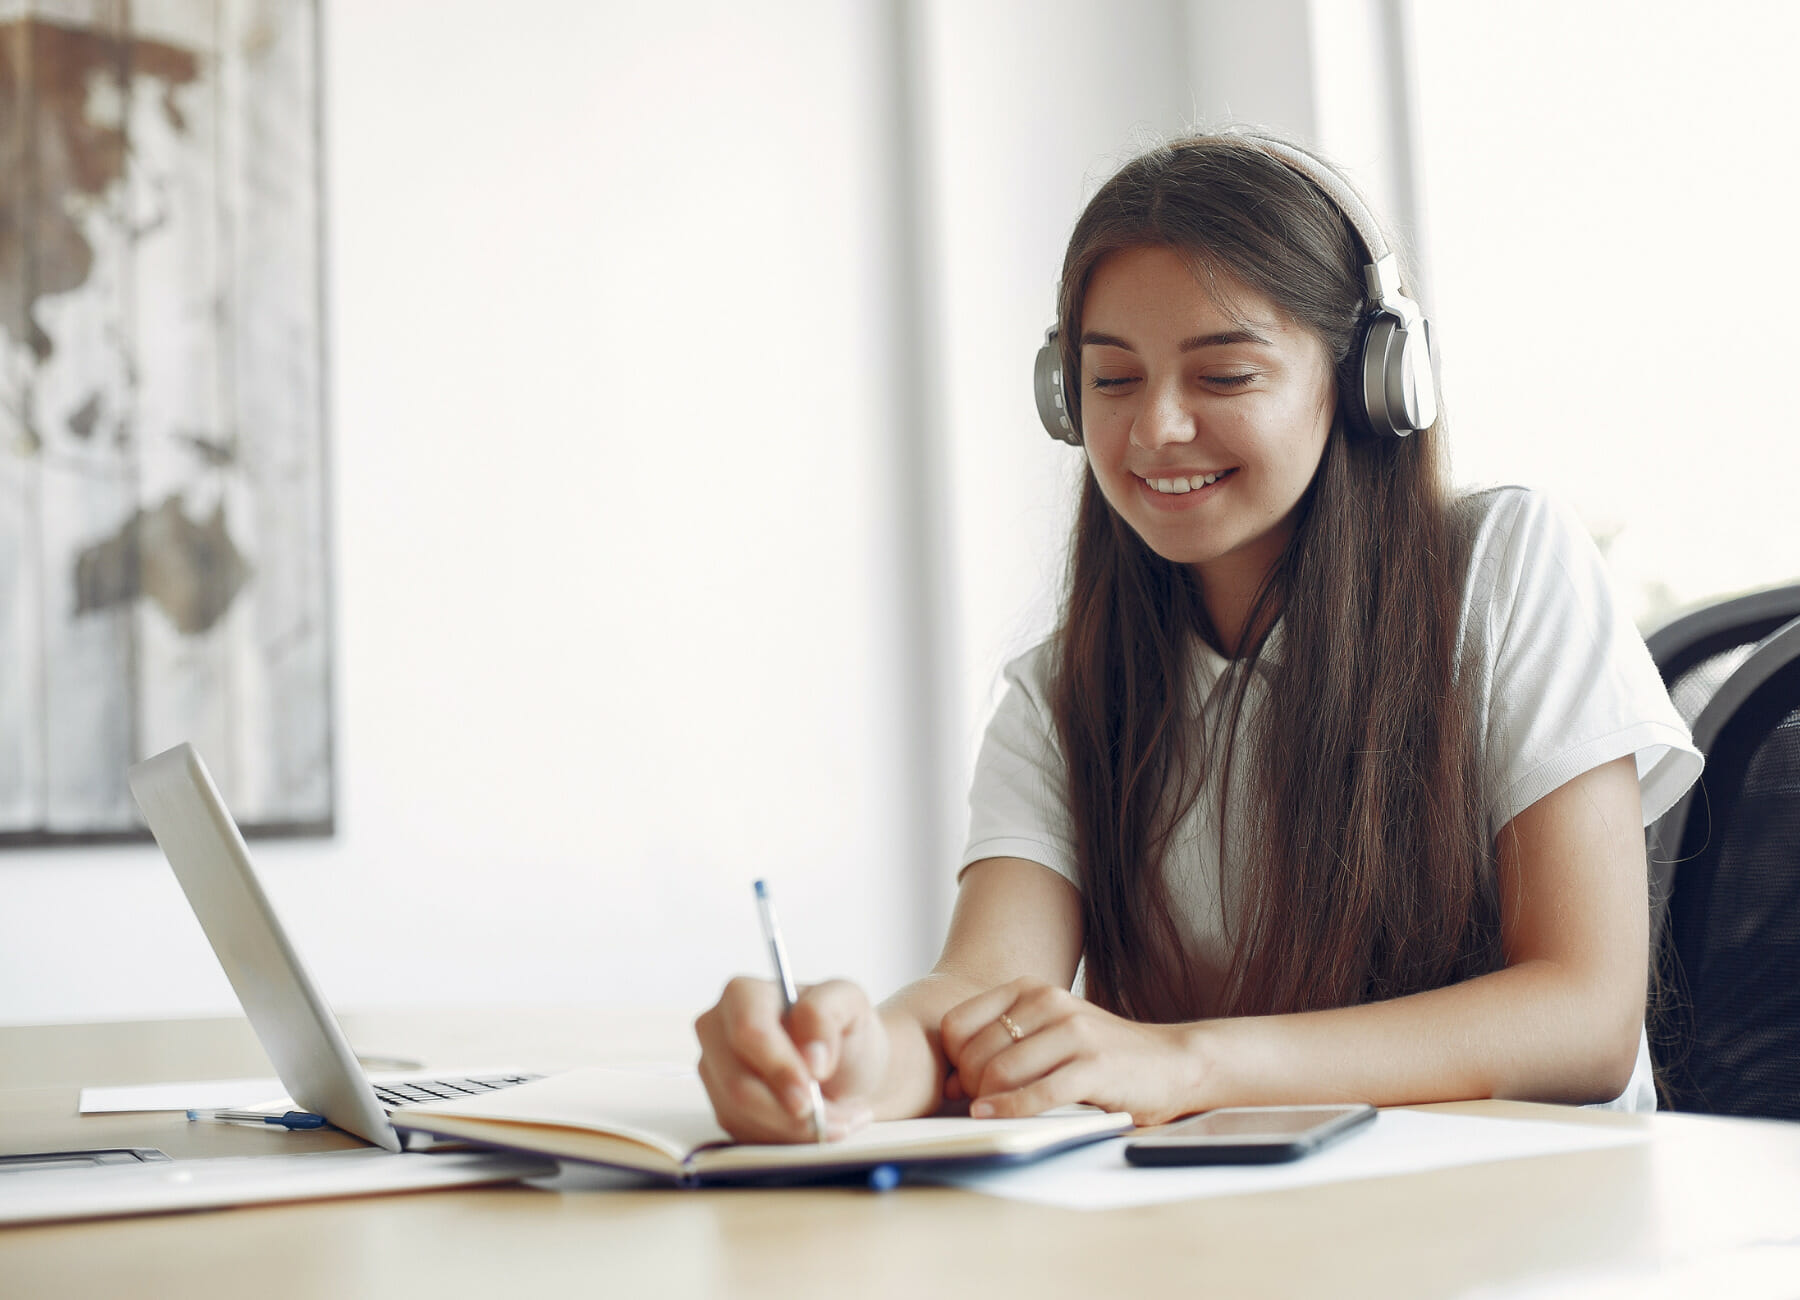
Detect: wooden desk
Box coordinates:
(4, 1009, 1800, 1298)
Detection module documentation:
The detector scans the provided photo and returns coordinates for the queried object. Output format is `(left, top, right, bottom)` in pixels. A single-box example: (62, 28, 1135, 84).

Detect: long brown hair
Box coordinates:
(1051, 133, 1500, 1023)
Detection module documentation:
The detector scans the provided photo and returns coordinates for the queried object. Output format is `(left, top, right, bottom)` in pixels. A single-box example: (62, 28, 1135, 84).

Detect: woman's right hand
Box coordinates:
(693, 976, 889, 1143)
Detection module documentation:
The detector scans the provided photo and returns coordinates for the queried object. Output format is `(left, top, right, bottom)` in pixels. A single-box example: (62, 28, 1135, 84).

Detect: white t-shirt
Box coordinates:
(960, 486, 1703, 1112)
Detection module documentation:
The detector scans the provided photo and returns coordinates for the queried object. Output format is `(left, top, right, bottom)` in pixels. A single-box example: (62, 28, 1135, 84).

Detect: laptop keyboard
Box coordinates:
(373, 1074, 542, 1110)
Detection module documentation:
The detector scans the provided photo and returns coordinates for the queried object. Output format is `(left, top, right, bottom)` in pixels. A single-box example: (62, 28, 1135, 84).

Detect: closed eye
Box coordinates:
(1090, 372, 1260, 393)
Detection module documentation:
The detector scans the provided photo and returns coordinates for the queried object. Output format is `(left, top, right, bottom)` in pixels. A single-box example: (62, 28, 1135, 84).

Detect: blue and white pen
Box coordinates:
(753, 879, 829, 1145)
(187, 1108, 327, 1130)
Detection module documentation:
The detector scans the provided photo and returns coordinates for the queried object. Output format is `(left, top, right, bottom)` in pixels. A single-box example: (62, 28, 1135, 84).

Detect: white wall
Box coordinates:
(918, 0, 1193, 818)
(3, 0, 919, 1023)
(7, 1, 1330, 1026)
(13, 0, 1779, 1029)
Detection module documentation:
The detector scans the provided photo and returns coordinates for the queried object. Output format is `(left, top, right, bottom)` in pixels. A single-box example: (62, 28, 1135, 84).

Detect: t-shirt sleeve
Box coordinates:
(1477, 489, 1702, 837)
(959, 642, 1081, 889)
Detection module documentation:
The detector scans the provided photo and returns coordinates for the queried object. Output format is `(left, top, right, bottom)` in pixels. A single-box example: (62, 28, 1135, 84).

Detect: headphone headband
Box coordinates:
(1245, 138, 1390, 263)
(1034, 133, 1436, 445)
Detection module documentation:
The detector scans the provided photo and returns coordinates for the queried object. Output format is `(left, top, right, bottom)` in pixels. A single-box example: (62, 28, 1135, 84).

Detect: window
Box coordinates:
(1410, 2, 1800, 626)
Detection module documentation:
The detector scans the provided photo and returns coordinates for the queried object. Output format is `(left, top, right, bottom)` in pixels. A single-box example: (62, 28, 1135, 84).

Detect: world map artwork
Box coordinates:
(0, 2, 331, 841)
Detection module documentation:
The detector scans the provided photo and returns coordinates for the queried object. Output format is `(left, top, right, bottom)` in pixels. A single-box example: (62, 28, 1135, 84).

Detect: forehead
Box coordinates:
(1081, 245, 1291, 340)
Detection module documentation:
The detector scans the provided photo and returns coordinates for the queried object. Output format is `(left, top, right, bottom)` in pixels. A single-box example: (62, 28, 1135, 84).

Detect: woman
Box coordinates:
(695, 131, 1700, 1140)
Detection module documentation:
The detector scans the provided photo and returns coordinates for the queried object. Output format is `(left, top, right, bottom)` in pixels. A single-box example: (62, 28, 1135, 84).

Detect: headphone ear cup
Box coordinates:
(1035, 334, 1081, 445)
(1360, 315, 1401, 435)
(1360, 313, 1437, 436)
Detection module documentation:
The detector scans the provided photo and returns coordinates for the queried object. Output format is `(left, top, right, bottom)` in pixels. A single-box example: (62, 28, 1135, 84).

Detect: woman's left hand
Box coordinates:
(939, 978, 1204, 1126)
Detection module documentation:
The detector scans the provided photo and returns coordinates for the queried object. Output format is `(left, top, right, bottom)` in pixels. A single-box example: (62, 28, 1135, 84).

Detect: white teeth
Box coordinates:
(1145, 471, 1227, 494)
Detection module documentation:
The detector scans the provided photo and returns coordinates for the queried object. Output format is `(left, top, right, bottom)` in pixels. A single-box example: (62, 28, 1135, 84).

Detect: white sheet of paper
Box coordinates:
(77, 1061, 697, 1115)
(80, 1077, 288, 1114)
(919, 1109, 1646, 1210)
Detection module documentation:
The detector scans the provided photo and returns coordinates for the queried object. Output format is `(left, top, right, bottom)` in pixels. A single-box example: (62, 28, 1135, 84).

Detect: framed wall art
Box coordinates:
(0, 0, 331, 842)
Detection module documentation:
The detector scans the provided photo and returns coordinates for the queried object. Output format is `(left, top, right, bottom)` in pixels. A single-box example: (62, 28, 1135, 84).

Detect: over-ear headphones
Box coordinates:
(1034, 135, 1436, 445)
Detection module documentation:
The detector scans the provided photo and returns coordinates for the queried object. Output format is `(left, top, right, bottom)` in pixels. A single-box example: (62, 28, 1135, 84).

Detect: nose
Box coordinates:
(1130, 378, 1196, 449)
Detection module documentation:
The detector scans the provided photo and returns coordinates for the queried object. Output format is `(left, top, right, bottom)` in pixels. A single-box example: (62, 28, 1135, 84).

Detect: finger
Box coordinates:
(938, 977, 1032, 1055)
(695, 1044, 811, 1143)
(939, 977, 1041, 1061)
(969, 1060, 1092, 1120)
(696, 998, 819, 1142)
(969, 1023, 1080, 1102)
(705, 1072, 872, 1143)
(949, 989, 1059, 1098)
(962, 1023, 1029, 1099)
(948, 1016, 1022, 1102)
(715, 976, 818, 1121)
(697, 1019, 876, 1144)
(786, 979, 868, 1081)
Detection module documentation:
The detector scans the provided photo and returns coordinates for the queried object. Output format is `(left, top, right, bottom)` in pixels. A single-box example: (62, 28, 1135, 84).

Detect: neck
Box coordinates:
(1193, 540, 1287, 659)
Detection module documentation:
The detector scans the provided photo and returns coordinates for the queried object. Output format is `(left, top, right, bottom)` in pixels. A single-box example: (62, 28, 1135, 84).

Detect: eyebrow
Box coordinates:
(1079, 328, 1274, 352)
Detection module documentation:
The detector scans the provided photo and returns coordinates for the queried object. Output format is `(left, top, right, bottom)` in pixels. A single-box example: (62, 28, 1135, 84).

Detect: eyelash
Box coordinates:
(1086, 374, 1257, 391)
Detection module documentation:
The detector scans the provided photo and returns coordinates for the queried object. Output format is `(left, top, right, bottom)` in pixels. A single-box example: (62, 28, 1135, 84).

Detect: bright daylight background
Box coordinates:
(2, 1, 1795, 1030)
(1412, 1, 1800, 627)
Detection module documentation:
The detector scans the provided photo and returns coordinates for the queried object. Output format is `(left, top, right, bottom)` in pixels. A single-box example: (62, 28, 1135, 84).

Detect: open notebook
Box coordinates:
(393, 1067, 1133, 1185)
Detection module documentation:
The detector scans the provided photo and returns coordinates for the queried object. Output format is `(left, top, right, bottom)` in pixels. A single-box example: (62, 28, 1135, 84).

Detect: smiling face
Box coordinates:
(1077, 245, 1338, 641)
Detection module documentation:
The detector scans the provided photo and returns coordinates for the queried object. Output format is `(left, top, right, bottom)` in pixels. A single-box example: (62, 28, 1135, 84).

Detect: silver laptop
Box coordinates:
(126, 742, 539, 1152)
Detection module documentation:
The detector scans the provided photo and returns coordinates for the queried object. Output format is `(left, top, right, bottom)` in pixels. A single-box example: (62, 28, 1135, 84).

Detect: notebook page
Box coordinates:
(400, 1067, 728, 1163)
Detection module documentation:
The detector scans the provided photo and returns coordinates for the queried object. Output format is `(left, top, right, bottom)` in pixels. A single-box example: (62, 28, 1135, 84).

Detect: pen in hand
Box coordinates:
(753, 879, 829, 1145)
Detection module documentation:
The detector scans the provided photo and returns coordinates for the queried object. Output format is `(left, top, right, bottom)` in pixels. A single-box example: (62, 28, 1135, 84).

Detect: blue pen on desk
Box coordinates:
(753, 879, 829, 1145)
(187, 1108, 327, 1130)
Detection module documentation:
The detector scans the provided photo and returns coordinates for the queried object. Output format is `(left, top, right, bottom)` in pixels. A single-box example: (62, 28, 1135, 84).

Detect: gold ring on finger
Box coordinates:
(998, 1011, 1025, 1043)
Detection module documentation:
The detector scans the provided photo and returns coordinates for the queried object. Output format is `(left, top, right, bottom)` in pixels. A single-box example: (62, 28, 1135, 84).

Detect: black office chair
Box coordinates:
(1644, 584, 1800, 928)
(1652, 614, 1800, 1118)
(1646, 583, 1800, 726)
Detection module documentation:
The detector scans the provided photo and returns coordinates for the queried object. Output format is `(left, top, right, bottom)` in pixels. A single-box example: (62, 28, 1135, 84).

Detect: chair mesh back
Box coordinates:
(1669, 645, 1758, 728)
(1664, 707, 1800, 1118)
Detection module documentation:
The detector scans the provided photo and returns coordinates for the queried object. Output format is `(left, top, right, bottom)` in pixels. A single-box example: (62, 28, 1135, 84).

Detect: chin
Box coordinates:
(1127, 520, 1236, 570)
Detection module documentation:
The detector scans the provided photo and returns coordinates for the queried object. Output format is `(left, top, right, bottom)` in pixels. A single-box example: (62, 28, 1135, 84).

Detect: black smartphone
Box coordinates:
(1124, 1103, 1377, 1166)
